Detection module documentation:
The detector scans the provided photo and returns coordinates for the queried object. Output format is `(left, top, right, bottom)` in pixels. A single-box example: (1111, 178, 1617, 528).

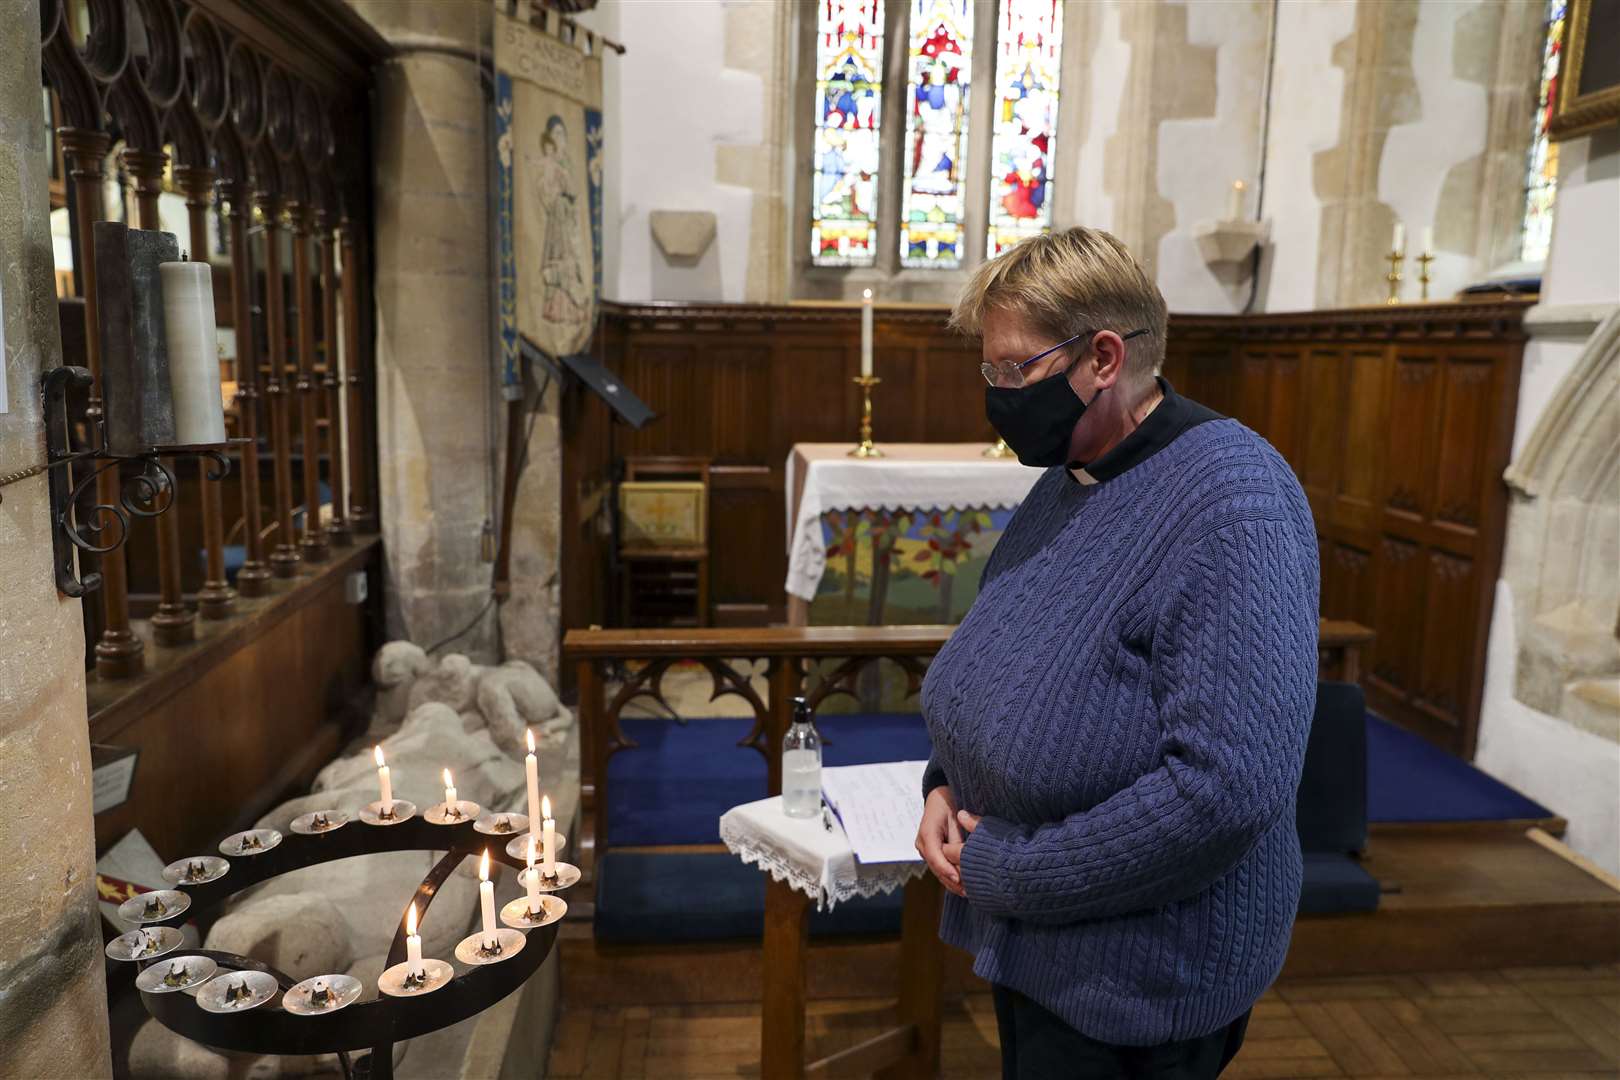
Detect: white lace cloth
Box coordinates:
(784, 443, 1041, 601)
(720, 796, 926, 911)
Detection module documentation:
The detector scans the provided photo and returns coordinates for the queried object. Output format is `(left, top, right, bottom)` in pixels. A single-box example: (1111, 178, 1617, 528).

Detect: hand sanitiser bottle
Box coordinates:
(781, 695, 822, 818)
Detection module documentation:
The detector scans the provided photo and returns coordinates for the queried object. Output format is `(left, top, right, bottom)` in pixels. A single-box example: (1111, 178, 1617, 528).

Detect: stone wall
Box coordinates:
(0, 3, 113, 1075)
(1475, 129, 1620, 876)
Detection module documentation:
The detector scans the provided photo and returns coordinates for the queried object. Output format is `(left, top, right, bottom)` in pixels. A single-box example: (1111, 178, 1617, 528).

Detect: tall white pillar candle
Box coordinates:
(405, 902, 424, 978)
(860, 289, 874, 377)
(374, 746, 392, 812)
(1227, 180, 1245, 221)
(524, 728, 540, 827)
(1392, 222, 1405, 254)
(478, 850, 497, 949)
(442, 768, 457, 808)
(1421, 225, 1434, 255)
(526, 834, 541, 915)
(159, 261, 226, 445)
(542, 795, 556, 878)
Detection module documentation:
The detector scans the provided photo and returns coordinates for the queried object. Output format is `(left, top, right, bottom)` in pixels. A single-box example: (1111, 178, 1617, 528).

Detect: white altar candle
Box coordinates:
(525, 728, 540, 827)
(860, 289, 874, 377)
(1226, 179, 1245, 221)
(374, 745, 392, 812)
(405, 902, 424, 978)
(160, 260, 226, 445)
(526, 834, 541, 915)
(478, 849, 497, 949)
(1392, 221, 1405, 255)
(442, 768, 457, 809)
(542, 795, 556, 878)
(1421, 225, 1434, 255)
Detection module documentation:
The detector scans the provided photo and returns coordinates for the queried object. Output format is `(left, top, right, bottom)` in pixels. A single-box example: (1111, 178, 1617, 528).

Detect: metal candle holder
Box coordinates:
(1385, 249, 1405, 305)
(849, 375, 883, 459)
(982, 438, 1014, 459)
(118, 808, 569, 1080)
(1416, 251, 1434, 301)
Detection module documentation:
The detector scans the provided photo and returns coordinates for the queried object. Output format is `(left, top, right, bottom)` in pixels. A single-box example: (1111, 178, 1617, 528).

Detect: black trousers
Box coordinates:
(991, 985, 1250, 1080)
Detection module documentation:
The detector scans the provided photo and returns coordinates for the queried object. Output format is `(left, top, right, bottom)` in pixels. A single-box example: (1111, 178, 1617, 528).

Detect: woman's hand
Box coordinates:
(916, 786, 966, 897)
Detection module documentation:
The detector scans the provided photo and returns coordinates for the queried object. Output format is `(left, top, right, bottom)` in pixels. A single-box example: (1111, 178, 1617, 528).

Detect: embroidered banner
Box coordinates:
(495, 5, 604, 385)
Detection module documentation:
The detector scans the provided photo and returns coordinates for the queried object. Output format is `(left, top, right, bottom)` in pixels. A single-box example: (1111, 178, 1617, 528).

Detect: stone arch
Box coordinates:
(1502, 308, 1620, 738)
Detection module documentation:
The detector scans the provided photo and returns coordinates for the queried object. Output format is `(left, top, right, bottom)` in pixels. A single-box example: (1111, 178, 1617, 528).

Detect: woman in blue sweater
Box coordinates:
(915, 227, 1319, 1079)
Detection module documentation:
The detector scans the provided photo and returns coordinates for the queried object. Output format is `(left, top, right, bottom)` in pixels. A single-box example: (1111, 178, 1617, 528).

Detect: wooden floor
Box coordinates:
(547, 963, 1620, 1079)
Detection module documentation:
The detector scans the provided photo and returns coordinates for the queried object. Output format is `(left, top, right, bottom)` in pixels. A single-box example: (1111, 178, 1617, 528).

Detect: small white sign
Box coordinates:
(92, 749, 139, 814)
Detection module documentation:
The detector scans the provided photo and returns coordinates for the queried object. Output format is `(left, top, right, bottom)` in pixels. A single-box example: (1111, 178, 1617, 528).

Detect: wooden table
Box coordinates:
(762, 874, 944, 1079)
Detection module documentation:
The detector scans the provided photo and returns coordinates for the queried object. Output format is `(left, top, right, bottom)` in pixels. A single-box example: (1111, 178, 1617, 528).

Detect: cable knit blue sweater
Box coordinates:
(920, 395, 1319, 1047)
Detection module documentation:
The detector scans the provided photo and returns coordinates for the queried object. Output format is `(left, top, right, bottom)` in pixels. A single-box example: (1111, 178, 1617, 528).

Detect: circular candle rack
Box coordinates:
(126, 811, 565, 1080)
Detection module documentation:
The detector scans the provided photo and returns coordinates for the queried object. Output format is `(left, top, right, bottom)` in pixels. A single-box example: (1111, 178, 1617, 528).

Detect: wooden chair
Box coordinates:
(616, 456, 711, 627)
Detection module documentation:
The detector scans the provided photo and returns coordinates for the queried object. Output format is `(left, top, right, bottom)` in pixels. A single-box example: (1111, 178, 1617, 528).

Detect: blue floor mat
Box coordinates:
(605, 710, 1552, 848)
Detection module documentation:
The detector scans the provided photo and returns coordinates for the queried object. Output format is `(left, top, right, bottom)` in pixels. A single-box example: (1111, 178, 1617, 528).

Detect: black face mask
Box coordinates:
(985, 365, 1100, 468)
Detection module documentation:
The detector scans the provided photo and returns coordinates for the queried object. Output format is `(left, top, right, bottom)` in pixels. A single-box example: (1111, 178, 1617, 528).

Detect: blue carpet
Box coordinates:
(605, 710, 1551, 848)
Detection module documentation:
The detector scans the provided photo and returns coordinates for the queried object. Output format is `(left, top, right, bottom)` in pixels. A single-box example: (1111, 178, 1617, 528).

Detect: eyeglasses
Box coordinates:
(980, 328, 1149, 388)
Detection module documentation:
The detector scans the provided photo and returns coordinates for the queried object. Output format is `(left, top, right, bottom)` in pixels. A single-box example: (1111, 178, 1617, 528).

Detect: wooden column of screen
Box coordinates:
(290, 203, 328, 563)
(174, 164, 235, 619)
(258, 192, 300, 577)
(124, 146, 196, 646)
(339, 220, 370, 530)
(221, 178, 272, 597)
(61, 128, 143, 677)
(318, 209, 350, 547)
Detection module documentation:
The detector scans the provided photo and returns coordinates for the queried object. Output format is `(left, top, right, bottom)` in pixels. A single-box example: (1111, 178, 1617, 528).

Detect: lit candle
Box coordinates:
(1392, 221, 1405, 255)
(526, 834, 541, 916)
(525, 728, 540, 828)
(478, 849, 497, 949)
(405, 901, 424, 978)
(542, 795, 556, 879)
(1227, 179, 1245, 221)
(374, 745, 392, 813)
(442, 768, 457, 810)
(860, 289, 874, 377)
(1421, 225, 1434, 255)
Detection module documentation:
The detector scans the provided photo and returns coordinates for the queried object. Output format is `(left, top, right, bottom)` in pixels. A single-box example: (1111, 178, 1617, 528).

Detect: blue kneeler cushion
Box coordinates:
(594, 698, 1551, 940)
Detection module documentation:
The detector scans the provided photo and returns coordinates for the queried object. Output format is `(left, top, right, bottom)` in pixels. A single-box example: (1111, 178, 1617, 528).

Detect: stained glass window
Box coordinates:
(898, 0, 973, 268)
(811, 0, 886, 267)
(1520, 0, 1565, 264)
(987, 0, 1063, 257)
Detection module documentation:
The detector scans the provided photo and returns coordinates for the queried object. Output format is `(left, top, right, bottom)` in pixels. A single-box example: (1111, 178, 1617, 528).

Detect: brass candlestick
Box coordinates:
(849, 375, 883, 458)
(1416, 251, 1434, 301)
(1385, 249, 1405, 305)
(982, 438, 1014, 459)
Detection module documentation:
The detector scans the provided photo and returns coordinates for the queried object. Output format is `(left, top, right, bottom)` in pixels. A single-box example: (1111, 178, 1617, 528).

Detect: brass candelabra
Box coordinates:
(1416, 251, 1434, 301)
(1385, 249, 1405, 305)
(982, 438, 1014, 459)
(849, 376, 883, 458)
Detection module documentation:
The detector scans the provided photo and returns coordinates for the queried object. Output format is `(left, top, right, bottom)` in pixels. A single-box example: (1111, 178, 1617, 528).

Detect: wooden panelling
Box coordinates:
(566, 299, 1530, 756)
(89, 538, 379, 858)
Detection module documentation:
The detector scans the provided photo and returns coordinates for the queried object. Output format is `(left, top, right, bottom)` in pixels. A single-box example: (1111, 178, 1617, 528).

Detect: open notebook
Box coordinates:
(820, 760, 929, 865)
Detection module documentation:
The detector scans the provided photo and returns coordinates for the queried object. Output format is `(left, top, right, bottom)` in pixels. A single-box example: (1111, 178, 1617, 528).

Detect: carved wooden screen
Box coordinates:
(39, 0, 386, 679)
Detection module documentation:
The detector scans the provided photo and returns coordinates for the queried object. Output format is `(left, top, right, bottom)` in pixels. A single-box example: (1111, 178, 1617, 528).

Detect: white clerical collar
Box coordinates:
(1068, 466, 1099, 485)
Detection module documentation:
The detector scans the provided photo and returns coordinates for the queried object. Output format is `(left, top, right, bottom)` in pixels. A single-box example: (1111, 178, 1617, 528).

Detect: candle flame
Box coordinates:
(862, 288, 873, 300)
(542, 794, 552, 820)
(442, 767, 452, 787)
(374, 745, 385, 768)
(479, 849, 490, 882)
(406, 901, 417, 937)
(1233, 179, 1245, 192)
(526, 727, 535, 754)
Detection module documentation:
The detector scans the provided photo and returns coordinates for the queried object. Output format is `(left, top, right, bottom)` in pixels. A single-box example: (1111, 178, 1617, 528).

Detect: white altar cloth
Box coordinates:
(719, 796, 926, 910)
(784, 442, 1041, 602)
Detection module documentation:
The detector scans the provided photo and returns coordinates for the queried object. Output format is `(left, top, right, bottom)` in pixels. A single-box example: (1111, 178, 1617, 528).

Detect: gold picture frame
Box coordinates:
(1550, 0, 1620, 141)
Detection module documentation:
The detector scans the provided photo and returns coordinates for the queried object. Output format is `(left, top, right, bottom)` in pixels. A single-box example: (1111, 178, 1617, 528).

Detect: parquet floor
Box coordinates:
(546, 964, 1620, 1079)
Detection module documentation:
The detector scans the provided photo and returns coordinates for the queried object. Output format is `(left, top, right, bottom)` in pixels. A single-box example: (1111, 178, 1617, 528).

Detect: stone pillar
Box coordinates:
(0, 4, 113, 1076)
(351, 1, 502, 658)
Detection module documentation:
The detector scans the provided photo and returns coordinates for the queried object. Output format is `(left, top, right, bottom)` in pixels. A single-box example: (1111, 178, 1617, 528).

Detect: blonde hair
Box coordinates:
(950, 227, 1168, 385)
